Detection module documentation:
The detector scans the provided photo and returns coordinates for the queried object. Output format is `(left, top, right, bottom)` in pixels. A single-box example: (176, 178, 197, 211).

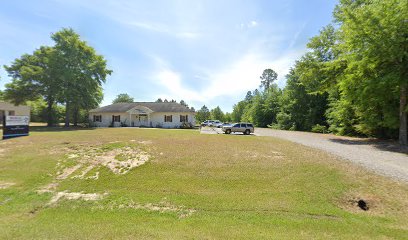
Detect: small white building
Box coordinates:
(0, 102, 31, 125)
(89, 102, 196, 128)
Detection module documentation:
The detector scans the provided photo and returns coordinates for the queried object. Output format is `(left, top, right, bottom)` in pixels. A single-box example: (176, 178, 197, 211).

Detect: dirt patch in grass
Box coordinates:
(130, 140, 153, 145)
(241, 150, 285, 159)
(0, 148, 5, 156)
(0, 182, 15, 189)
(337, 192, 384, 214)
(57, 164, 82, 180)
(49, 191, 107, 205)
(104, 198, 196, 218)
(99, 147, 149, 174)
(336, 185, 408, 216)
(37, 142, 151, 208)
(37, 182, 59, 194)
(53, 142, 151, 179)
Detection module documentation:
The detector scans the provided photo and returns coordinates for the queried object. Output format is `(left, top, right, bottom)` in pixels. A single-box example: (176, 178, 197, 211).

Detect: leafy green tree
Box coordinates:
(260, 69, 278, 90)
(334, 0, 407, 143)
(4, 28, 111, 127)
(0, 90, 4, 101)
(278, 68, 328, 131)
(244, 91, 253, 102)
(179, 100, 188, 107)
(51, 28, 112, 127)
(26, 98, 65, 123)
(210, 106, 225, 121)
(156, 98, 163, 103)
(231, 101, 246, 122)
(224, 112, 232, 122)
(262, 84, 282, 126)
(112, 93, 134, 104)
(4, 46, 61, 126)
(195, 105, 210, 123)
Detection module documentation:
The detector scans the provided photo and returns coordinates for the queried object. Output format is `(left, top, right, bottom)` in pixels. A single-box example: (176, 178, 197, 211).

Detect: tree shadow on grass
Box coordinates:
(328, 138, 408, 155)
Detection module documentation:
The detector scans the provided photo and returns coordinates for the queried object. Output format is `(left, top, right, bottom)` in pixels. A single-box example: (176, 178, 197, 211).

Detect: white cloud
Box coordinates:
(249, 20, 258, 28)
(176, 32, 200, 39)
(288, 22, 307, 49)
(149, 49, 304, 111)
(126, 21, 200, 39)
(151, 56, 205, 102)
(201, 50, 301, 100)
(239, 20, 259, 29)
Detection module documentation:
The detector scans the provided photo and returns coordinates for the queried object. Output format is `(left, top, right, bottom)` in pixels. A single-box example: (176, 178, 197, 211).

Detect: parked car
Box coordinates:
(220, 122, 232, 128)
(201, 120, 222, 127)
(201, 120, 214, 127)
(222, 122, 254, 135)
(209, 120, 222, 127)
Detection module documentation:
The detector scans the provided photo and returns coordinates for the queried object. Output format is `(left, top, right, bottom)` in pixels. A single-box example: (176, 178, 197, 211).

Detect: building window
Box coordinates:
(8, 111, 15, 116)
(93, 115, 102, 122)
(112, 115, 120, 122)
(164, 115, 172, 122)
(180, 115, 188, 122)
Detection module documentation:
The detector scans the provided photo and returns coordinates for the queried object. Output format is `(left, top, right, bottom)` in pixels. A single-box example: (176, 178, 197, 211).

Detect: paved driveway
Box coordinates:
(254, 128, 408, 183)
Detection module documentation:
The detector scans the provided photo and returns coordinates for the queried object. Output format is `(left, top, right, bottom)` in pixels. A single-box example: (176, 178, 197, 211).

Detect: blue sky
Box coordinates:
(0, 0, 337, 112)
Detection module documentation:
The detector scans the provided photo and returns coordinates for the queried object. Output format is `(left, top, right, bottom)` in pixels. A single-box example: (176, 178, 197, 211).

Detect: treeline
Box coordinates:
(195, 105, 233, 123)
(198, 0, 408, 144)
(1, 28, 111, 127)
(112, 95, 196, 111)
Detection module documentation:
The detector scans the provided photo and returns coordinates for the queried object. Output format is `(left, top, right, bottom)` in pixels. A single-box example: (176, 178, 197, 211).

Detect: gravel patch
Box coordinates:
(255, 128, 408, 183)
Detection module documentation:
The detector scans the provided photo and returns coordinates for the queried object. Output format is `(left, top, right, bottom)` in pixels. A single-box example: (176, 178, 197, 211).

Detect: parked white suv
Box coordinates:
(201, 120, 214, 126)
(209, 120, 222, 127)
(222, 123, 254, 135)
(201, 120, 221, 127)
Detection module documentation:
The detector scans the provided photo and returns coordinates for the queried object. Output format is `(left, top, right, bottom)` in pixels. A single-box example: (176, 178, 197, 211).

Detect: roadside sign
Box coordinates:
(2, 115, 29, 139)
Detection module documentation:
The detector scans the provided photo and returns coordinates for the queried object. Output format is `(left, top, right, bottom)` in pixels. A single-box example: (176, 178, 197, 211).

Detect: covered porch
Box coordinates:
(127, 106, 153, 127)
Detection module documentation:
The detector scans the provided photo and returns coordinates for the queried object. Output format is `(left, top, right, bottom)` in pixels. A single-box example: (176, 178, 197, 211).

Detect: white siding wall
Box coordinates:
(150, 112, 195, 128)
(0, 102, 30, 116)
(89, 112, 195, 128)
(0, 102, 31, 125)
(89, 112, 131, 127)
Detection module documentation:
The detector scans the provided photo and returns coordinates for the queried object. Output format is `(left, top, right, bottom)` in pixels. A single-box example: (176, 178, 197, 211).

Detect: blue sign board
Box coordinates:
(2, 115, 29, 139)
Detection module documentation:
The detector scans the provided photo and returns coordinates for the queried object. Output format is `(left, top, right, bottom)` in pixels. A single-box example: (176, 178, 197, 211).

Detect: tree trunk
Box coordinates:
(399, 84, 407, 146)
(46, 99, 54, 127)
(73, 107, 78, 126)
(65, 101, 70, 127)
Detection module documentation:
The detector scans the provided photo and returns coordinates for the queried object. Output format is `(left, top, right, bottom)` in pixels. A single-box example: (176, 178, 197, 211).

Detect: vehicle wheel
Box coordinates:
(225, 129, 231, 134)
(244, 129, 250, 135)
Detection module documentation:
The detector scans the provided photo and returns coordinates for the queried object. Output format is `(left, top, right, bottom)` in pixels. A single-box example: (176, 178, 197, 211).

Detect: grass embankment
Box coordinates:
(0, 128, 407, 239)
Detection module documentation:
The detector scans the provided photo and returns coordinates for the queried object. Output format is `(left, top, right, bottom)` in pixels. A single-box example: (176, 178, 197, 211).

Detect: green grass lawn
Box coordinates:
(1, 127, 408, 239)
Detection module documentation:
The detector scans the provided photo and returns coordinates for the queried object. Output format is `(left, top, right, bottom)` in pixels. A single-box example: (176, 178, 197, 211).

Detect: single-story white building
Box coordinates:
(89, 102, 196, 128)
(0, 102, 31, 125)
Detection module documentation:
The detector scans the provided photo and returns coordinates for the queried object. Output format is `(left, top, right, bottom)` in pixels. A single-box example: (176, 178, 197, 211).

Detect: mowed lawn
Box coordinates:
(1, 128, 408, 239)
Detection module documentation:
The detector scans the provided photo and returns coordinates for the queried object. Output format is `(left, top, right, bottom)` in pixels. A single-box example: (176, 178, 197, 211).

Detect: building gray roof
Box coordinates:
(89, 102, 194, 113)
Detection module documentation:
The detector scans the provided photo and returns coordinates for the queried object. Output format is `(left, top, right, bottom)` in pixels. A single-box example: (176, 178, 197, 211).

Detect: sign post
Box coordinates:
(2, 115, 29, 139)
